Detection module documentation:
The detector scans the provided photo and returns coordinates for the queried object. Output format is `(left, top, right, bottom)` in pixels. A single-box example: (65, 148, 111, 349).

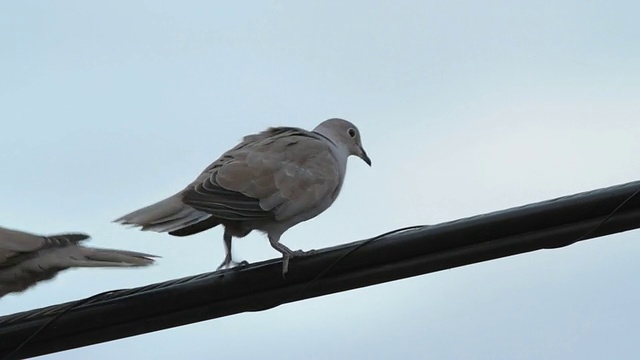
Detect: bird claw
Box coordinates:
(216, 255, 249, 271)
(280, 249, 316, 276)
(296, 249, 319, 256)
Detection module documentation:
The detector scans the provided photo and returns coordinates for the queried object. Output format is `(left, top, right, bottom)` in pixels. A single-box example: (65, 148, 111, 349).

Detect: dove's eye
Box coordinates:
(347, 128, 356, 138)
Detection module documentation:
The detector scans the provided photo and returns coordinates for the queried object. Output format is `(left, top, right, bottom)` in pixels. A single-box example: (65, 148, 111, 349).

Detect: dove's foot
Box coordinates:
(268, 235, 314, 276)
(216, 255, 249, 271)
(296, 249, 318, 256)
(280, 249, 313, 276)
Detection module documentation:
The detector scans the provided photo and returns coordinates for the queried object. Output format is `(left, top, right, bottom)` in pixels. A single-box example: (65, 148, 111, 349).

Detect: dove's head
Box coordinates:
(313, 118, 372, 166)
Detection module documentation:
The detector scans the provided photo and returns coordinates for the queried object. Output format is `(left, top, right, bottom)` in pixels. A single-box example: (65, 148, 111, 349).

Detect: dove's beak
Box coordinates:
(359, 146, 372, 166)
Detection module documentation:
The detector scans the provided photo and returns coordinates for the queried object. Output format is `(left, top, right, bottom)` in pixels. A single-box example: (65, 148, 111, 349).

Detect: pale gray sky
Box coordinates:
(1, 1, 640, 359)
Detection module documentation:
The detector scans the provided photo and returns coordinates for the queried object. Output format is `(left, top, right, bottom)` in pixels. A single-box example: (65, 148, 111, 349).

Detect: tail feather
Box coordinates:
(114, 193, 214, 234)
(80, 247, 158, 267)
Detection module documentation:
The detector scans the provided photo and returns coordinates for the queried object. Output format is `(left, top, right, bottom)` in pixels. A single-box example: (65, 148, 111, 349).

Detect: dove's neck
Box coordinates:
(312, 128, 350, 178)
(311, 127, 337, 146)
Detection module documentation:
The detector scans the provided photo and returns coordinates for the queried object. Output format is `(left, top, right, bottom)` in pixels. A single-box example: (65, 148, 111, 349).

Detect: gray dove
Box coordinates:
(0, 226, 157, 298)
(114, 118, 371, 274)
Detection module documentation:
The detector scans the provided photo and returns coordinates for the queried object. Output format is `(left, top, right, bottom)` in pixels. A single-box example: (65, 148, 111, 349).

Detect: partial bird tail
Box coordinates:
(76, 247, 158, 267)
(114, 193, 217, 234)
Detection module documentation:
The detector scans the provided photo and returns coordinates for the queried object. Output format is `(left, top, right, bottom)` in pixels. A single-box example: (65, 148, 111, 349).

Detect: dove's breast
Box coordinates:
(262, 141, 349, 232)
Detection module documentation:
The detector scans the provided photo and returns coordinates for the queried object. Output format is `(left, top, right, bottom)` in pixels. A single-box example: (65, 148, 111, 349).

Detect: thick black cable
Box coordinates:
(2, 180, 640, 359)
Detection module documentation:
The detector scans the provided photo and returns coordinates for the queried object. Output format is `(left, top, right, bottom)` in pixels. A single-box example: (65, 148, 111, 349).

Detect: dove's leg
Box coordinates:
(267, 235, 306, 275)
(217, 232, 248, 270)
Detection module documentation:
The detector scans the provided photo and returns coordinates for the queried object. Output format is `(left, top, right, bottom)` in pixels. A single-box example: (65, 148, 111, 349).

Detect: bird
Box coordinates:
(114, 118, 371, 275)
(0, 226, 157, 298)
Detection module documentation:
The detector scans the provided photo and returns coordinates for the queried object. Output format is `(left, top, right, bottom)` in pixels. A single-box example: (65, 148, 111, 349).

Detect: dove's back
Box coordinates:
(0, 226, 156, 298)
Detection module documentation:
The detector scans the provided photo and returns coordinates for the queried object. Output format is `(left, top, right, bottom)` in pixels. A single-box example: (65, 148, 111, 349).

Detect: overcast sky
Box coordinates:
(2, 1, 640, 359)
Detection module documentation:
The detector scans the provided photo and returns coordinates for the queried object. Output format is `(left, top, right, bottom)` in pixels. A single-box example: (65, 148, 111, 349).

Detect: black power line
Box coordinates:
(1, 180, 640, 359)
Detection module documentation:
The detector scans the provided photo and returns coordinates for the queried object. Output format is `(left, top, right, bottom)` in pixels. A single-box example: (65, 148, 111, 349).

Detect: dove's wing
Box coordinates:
(0, 227, 46, 262)
(0, 226, 156, 298)
(0, 227, 88, 266)
(182, 127, 342, 223)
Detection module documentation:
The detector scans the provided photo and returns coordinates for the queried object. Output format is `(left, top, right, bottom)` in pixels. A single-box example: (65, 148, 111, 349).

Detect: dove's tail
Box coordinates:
(74, 247, 158, 267)
(114, 193, 220, 235)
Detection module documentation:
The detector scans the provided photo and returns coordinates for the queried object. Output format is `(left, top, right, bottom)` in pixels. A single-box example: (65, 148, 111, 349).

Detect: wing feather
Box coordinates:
(180, 127, 341, 222)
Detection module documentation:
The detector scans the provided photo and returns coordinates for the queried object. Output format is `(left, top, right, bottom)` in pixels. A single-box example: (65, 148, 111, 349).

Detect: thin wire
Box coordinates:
(2, 289, 120, 360)
(570, 187, 640, 244)
(4, 187, 640, 358)
(270, 187, 640, 308)
(260, 225, 427, 311)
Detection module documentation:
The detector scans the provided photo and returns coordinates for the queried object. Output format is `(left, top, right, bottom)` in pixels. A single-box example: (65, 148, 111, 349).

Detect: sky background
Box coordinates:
(1, 1, 640, 359)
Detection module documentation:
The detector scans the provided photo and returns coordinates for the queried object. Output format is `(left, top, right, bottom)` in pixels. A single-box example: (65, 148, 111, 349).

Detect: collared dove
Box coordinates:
(115, 118, 371, 274)
(0, 226, 157, 298)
